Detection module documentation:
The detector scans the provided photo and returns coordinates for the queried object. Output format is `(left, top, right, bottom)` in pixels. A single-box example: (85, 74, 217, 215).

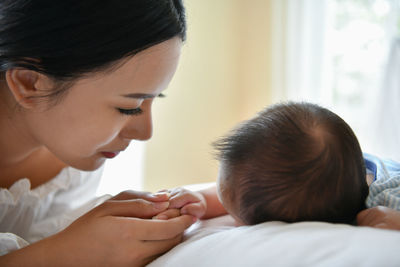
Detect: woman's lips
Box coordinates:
(101, 151, 120, 158)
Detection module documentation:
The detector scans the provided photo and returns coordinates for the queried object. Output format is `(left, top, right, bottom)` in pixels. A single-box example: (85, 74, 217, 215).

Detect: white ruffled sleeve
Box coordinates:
(0, 232, 29, 256)
(0, 166, 110, 255)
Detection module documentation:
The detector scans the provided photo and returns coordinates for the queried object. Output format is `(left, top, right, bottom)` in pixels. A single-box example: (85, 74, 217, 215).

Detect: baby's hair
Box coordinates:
(214, 102, 368, 225)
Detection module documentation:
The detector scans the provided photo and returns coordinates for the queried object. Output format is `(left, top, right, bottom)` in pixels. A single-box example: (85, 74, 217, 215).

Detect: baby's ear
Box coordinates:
(5, 69, 52, 109)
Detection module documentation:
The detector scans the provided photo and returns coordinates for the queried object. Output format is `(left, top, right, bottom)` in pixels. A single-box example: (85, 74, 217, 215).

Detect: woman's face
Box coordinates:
(25, 38, 182, 170)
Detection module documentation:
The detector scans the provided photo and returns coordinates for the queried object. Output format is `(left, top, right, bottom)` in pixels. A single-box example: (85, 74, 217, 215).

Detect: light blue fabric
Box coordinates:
(364, 153, 400, 210)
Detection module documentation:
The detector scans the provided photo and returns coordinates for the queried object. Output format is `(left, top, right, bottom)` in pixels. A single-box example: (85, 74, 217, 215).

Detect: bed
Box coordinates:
(148, 215, 400, 267)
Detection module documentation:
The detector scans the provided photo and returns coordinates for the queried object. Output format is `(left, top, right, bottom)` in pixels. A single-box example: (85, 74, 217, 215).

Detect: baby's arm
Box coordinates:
(357, 206, 400, 231)
(154, 184, 227, 220)
(195, 185, 227, 219)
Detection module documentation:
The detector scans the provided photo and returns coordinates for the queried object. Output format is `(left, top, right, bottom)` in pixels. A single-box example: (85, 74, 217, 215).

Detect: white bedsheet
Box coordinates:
(149, 215, 400, 267)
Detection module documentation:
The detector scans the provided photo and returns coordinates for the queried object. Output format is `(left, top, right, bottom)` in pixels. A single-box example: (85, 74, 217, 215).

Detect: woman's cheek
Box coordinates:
(89, 125, 124, 152)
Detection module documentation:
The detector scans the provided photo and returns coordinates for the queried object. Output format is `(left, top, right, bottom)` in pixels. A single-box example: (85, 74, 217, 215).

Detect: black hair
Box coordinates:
(214, 102, 368, 225)
(0, 0, 186, 100)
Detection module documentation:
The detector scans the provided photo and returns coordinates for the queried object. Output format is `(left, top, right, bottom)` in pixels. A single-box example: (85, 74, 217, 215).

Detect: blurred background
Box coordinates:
(97, 0, 400, 195)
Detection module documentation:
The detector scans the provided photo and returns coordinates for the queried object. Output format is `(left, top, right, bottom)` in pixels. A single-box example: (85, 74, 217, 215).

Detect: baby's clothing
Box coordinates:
(364, 153, 400, 210)
(0, 166, 109, 256)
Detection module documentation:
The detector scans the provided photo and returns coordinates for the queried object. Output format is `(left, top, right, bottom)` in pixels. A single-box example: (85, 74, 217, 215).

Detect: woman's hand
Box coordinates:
(153, 187, 207, 220)
(0, 190, 195, 267)
(357, 206, 400, 231)
(111, 189, 171, 202)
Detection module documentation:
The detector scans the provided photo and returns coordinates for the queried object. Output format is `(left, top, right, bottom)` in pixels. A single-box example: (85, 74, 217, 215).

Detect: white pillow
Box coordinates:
(148, 215, 400, 267)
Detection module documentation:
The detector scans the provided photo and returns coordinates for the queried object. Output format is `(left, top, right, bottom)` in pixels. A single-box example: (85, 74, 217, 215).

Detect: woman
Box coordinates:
(0, 0, 196, 265)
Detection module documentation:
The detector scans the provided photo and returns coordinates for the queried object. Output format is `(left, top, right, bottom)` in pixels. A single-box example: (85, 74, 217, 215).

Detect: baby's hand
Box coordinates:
(153, 187, 207, 220)
(357, 206, 400, 231)
(169, 187, 207, 218)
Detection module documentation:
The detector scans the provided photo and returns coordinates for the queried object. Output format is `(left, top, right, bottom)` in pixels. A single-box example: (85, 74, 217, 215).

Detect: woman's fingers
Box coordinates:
(93, 199, 170, 218)
(112, 190, 170, 202)
(153, 208, 181, 220)
(153, 203, 206, 220)
(119, 215, 195, 241)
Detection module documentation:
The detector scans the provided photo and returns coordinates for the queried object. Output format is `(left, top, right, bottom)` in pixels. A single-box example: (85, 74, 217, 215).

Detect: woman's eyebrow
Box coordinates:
(121, 93, 157, 99)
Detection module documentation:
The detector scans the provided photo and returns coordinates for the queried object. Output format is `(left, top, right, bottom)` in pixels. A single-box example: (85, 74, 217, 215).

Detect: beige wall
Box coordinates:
(143, 0, 274, 192)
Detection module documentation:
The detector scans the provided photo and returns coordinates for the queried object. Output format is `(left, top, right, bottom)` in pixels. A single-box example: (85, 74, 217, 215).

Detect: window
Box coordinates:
(272, 0, 400, 160)
(327, 0, 400, 113)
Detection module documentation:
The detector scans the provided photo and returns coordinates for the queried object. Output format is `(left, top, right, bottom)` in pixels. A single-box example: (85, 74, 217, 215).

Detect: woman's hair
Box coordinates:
(0, 0, 186, 100)
(214, 102, 368, 225)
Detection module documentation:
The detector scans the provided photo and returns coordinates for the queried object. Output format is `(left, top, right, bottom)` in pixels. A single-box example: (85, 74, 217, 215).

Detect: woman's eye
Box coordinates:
(117, 107, 143, 116)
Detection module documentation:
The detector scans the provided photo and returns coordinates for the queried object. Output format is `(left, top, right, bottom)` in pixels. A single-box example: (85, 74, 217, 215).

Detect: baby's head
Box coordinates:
(214, 102, 368, 225)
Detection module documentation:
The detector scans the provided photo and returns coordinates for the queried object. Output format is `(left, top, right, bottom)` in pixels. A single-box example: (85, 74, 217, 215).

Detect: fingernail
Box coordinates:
(192, 216, 198, 223)
(153, 201, 169, 210)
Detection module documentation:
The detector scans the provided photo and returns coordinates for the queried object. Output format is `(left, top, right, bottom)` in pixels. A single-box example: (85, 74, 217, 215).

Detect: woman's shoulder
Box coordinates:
(1, 164, 104, 206)
(0, 165, 105, 243)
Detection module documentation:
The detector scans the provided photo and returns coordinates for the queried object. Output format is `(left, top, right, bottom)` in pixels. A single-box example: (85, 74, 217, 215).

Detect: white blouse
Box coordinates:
(0, 166, 109, 256)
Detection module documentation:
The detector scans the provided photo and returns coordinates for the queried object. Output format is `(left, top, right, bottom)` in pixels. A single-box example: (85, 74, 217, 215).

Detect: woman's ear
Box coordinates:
(5, 69, 50, 109)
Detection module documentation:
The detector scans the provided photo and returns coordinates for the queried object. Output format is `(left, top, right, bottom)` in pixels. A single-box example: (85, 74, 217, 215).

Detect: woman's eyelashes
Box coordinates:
(117, 107, 143, 116)
(117, 94, 165, 116)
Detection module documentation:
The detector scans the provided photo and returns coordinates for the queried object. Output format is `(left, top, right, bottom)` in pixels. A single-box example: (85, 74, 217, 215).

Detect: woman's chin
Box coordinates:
(68, 157, 107, 171)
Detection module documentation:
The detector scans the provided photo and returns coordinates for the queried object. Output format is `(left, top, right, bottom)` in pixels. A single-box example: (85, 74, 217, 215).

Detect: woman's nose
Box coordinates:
(121, 108, 153, 141)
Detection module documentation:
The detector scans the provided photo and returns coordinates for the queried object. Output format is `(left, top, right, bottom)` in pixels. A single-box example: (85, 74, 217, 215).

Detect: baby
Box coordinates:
(213, 101, 368, 225)
(155, 102, 371, 226)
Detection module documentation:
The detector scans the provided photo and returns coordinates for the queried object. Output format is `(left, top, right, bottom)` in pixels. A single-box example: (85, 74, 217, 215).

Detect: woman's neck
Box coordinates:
(0, 146, 67, 189)
(0, 87, 41, 167)
(0, 88, 67, 189)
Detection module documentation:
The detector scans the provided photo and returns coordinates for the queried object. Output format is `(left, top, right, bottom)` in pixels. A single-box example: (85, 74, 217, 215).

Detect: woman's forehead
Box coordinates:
(69, 38, 183, 97)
